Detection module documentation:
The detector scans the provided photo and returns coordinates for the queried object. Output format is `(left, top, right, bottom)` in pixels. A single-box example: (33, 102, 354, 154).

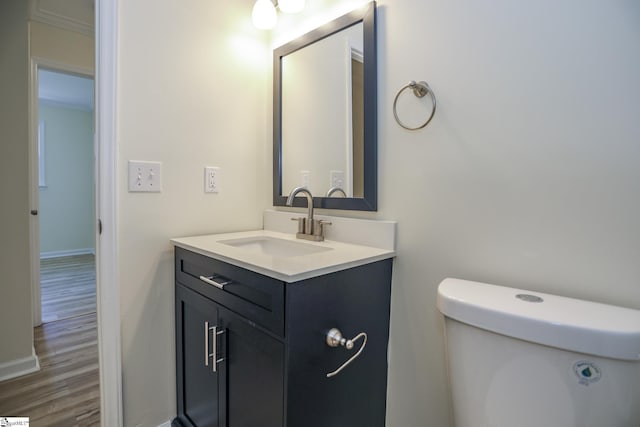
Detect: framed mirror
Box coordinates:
(273, 2, 377, 211)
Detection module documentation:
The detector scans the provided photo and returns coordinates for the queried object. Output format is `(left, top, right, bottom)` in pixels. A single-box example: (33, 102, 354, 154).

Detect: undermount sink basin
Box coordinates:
(220, 236, 332, 258)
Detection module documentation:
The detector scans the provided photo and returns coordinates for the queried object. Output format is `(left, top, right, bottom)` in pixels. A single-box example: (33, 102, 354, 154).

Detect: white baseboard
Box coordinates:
(0, 347, 40, 382)
(40, 248, 96, 259)
(157, 420, 172, 427)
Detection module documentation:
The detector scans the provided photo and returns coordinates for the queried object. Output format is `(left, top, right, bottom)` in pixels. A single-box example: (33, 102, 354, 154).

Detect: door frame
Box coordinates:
(95, 0, 124, 425)
(28, 57, 94, 328)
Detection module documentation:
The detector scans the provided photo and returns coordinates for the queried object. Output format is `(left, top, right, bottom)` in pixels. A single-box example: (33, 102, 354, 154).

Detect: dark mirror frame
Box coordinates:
(273, 1, 377, 211)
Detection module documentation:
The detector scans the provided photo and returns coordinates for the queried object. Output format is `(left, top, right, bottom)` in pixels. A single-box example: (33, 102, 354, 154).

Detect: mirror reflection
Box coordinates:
(281, 23, 364, 198)
(273, 2, 377, 211)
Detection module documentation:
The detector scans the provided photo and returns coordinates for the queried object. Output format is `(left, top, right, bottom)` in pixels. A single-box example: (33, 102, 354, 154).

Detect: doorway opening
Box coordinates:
(37, 68, 96, 325)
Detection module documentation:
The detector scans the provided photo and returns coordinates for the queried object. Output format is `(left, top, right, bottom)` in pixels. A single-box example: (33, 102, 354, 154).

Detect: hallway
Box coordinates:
(0, 255, 99, 426)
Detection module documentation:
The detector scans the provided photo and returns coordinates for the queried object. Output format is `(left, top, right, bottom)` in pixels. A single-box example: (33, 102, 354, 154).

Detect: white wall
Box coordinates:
(274, 1, 640, 426)
(117, 0, 270, 424)
(0, 0, 33, 368)
(39, 102, 95, 255)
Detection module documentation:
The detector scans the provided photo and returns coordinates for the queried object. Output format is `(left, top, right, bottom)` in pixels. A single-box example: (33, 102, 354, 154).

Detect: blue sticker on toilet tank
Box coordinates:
(573, 360, 601, 386)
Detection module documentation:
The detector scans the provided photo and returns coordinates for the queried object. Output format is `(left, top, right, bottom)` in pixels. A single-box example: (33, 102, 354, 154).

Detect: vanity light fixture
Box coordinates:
(252, 0, 277, 29)
(252, 0, 305, 30)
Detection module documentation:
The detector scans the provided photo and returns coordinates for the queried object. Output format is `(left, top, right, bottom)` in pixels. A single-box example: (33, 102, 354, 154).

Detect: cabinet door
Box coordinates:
(219, 306, 284, 427)
(176, 285, 225, 427)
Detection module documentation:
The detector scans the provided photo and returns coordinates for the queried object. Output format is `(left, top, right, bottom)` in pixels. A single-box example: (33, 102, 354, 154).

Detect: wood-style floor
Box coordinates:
(0, 255, 100, 426)
(41, 254, 97, 323)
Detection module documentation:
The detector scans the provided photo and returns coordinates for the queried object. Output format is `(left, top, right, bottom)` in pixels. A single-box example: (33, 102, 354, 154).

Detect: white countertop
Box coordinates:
(171, 229, 395, 283)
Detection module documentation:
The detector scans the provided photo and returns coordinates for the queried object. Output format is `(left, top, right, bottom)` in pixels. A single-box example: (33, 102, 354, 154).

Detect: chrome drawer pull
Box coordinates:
(325, 328, 368, 378)
(199, 275, 231, 290)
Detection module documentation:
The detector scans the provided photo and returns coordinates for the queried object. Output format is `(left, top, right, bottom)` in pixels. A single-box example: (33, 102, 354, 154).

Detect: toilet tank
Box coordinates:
(437, 278, 640, 427)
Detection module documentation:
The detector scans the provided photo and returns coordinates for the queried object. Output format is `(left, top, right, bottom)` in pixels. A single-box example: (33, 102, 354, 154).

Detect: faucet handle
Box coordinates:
(290, 217, 305, 234)
(313, 219, 332, 237)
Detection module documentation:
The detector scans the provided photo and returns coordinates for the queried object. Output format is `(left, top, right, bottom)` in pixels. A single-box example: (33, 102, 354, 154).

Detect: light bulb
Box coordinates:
(252, 0, 277, 29)
(278, 0, 305, 14)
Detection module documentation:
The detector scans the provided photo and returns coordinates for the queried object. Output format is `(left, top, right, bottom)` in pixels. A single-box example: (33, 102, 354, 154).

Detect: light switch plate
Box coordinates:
(300, 170, 310, 188)
(128, 161, 162, 192)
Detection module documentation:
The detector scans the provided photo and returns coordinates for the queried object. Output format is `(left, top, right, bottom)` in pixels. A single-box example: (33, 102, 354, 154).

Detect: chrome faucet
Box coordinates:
(286, 186, 314, 234)
(286, 186, 331, 241)
(326, 186, 347, 197)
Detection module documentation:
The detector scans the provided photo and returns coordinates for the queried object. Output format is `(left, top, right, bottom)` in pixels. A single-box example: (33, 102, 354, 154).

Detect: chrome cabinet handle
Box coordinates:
(325, 328, 368, 378)
(211, 326, 225, 373)
(199, 275, 231, 290)
(204, 321, 214, 366)
(204, 321, 225, 372)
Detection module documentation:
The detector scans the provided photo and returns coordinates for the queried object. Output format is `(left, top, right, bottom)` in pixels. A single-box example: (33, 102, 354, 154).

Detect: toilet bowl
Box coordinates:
(437, 278, 640, 427)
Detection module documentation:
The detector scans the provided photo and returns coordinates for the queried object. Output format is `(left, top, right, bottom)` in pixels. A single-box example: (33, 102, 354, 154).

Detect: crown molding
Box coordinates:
(30, 0, 95, 36)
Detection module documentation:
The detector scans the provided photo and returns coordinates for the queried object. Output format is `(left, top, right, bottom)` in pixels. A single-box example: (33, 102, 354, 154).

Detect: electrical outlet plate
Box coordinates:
(330, 170, 345, 189)
(128, 161, 162, 192)
(205, 166, 220, 193)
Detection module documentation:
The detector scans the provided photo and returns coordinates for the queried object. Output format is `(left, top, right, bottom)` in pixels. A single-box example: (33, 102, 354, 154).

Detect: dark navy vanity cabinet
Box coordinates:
(173, 247, 393, 427)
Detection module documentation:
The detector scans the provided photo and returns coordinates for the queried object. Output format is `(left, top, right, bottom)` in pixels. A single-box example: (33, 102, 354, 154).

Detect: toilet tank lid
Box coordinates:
(437, 278, 640, 361)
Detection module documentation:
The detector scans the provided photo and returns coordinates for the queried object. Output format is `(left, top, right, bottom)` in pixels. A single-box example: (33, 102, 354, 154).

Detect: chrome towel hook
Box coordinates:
(393, 80, 437, 131)
(325, 328, 368, 378)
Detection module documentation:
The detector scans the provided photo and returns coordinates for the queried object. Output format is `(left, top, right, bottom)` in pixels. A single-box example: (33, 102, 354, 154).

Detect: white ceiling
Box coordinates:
(39, 69, 94, 110)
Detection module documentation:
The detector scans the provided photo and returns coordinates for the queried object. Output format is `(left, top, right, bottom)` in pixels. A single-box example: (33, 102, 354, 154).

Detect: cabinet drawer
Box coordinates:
(175, 247, 284, 336)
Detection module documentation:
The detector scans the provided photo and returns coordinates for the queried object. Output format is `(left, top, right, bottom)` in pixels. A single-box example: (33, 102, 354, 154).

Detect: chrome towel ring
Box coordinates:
(325, 328, 368, 378)
(393, 80, 437, 131)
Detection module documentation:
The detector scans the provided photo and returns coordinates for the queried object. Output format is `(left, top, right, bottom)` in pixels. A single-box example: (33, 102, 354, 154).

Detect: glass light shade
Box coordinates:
(278, 0, 305, 14)
(252, 0, 277, 29)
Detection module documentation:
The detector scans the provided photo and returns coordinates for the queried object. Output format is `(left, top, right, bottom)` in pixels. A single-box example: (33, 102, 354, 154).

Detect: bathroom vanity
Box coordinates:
(171, 213, 395, 427)
(172, 2, 387, 424)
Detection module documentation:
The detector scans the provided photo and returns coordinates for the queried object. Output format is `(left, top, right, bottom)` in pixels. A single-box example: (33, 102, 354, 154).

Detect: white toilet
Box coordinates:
(437, 278, 640, 427)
